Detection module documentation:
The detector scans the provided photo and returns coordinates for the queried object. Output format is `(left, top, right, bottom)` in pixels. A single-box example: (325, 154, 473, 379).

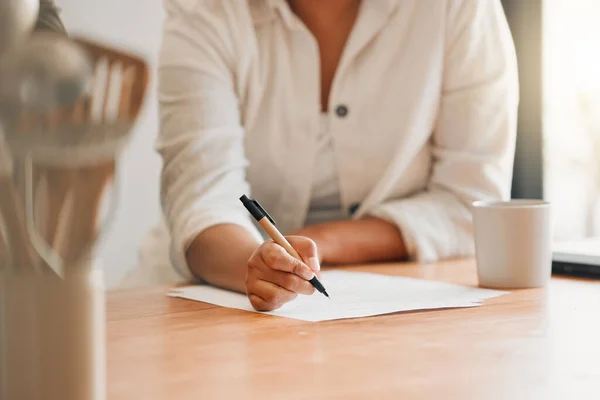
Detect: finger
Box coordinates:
(286, 236, 321, 273)
(248, 294, 274, 312)
(247, 279, 297, 310)
(257, 268, 316, 295)
(261, 242, 314, 280)
(249, 249, 315, 295)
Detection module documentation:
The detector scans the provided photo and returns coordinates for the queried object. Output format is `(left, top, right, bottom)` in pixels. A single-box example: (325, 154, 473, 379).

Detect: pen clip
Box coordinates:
(253, 199, 276, 226)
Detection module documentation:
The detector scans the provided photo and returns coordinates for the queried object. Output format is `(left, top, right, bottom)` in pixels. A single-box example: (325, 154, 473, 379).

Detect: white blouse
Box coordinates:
(131, 0, 518, 286)
(305, 113, 345, 227)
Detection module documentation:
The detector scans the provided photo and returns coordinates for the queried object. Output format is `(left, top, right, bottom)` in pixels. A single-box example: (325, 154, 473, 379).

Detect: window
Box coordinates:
(544, 0, 600, 240)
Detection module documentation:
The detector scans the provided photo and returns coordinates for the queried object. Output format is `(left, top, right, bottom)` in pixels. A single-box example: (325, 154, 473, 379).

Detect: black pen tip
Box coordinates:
(324, 291, 330, 299)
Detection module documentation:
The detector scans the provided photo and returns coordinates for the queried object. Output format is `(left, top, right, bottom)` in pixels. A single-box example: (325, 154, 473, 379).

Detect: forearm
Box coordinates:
(185, 224, 260, 293)
(295, 217, 407, 265)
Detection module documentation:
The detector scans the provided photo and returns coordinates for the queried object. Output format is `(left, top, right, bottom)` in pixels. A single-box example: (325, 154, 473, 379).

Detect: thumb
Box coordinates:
(286, 235, 321, 274)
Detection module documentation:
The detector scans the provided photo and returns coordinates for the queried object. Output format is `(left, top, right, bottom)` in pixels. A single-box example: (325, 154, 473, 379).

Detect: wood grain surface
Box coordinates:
(106, 259, 600, 400)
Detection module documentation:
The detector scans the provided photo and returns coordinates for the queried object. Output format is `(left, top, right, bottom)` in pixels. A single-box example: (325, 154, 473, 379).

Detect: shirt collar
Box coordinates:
(266, 0, 297, 28)
(249, 0, 399, 29)
(248, 0, 295, 28)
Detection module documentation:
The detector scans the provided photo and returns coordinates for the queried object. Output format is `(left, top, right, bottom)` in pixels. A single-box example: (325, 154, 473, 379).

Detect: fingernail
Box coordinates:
(307, 256, 320, 272)
(300, 265, 314, 281)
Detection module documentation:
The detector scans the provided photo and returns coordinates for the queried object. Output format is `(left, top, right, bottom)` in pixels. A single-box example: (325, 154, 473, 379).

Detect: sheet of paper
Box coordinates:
(168, 270, 507, 322)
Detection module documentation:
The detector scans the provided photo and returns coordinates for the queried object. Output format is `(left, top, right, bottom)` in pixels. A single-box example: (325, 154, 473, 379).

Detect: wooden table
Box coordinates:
(107, 259, 600, 399)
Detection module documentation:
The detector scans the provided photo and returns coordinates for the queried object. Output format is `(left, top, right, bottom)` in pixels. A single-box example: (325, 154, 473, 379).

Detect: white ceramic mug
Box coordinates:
(472, 199, 552, 289)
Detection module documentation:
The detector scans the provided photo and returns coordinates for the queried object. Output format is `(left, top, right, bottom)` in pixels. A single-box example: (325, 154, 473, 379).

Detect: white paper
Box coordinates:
(167, 270, 507, 322)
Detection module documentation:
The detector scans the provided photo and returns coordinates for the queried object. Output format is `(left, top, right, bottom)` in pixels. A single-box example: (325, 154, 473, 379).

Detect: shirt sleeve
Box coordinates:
(367, 0, 519, 262)
(157, 0, 262, 280)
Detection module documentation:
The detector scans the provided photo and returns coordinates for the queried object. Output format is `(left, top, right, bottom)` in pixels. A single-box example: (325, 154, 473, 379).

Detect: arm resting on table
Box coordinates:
(370, 0, 518, 263)
(294, 218, 407, 265)
(186, 224, 258, 293)
(157, 0, 262, 287)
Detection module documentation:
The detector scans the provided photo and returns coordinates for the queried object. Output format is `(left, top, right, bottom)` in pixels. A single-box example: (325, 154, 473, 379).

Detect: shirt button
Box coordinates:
(335, 104, 349, 118)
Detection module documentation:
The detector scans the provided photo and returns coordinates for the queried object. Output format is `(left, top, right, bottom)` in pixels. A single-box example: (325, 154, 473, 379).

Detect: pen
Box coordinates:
(240, 194, 330, 298)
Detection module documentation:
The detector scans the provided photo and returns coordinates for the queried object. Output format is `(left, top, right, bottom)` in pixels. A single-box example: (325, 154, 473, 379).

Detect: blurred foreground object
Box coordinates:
(0, 22, 149, 400)
(0, 0, 39, 55)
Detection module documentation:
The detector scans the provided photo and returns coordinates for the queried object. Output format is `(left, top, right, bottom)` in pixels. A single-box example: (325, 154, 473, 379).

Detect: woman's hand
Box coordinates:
(246, 236, 321, 311)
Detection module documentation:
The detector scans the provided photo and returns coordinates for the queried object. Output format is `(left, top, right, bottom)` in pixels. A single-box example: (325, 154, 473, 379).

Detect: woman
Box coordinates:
(147, 0, 518, 311)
